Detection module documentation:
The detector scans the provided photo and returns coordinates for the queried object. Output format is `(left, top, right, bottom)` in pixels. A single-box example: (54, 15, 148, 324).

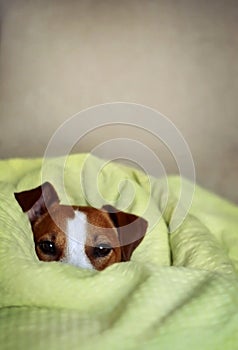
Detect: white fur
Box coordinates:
(61, 211, 93, 269)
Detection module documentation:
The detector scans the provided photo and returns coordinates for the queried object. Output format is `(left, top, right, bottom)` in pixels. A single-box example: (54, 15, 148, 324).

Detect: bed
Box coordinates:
(0, 153, 238, 349)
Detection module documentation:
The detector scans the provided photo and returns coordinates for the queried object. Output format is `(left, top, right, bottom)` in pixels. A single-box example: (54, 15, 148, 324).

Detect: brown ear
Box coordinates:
(14, 182, 59, 226)
(102, 205, 148, 262)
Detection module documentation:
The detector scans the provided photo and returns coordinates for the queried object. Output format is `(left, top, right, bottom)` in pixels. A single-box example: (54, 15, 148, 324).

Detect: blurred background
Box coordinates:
(0, 0, 237, 202)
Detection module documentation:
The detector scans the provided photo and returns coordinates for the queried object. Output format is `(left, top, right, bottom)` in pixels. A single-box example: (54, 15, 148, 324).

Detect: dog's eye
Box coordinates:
(93, 244, 112, 258)
(38, 241, 56, 255)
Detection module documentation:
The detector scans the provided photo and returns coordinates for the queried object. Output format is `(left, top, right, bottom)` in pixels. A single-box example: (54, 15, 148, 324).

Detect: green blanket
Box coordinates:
(0, 154, 238, 350)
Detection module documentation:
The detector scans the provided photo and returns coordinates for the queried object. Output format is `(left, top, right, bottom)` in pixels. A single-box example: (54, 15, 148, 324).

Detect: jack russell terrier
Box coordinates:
(15, 182, 148, 271)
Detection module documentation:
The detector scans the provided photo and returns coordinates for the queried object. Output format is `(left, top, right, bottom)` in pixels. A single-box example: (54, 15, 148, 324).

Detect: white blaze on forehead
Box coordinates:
(63, 210, 93, 269)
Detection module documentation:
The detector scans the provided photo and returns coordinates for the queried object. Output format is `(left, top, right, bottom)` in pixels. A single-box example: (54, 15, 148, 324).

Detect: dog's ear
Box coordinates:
(102, 205, 148, 262)
(14, 182, 59, 226)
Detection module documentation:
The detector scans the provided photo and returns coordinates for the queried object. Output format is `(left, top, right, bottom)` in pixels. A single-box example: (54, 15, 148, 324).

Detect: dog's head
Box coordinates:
(15, 182, 148, 270)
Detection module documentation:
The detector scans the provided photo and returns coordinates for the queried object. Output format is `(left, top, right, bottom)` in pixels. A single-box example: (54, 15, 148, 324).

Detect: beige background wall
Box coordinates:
(0, 0, 237, 202)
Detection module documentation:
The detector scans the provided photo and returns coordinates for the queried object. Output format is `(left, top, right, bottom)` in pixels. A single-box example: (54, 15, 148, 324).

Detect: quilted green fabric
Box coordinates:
(0, 154, 238, 350)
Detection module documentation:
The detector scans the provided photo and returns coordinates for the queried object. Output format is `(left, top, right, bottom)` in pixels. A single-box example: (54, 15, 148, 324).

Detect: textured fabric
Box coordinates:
(0, 154, 238, 350)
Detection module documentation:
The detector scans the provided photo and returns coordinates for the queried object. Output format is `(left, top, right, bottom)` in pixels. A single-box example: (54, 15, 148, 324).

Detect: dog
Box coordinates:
(14, 182, 148, 270)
